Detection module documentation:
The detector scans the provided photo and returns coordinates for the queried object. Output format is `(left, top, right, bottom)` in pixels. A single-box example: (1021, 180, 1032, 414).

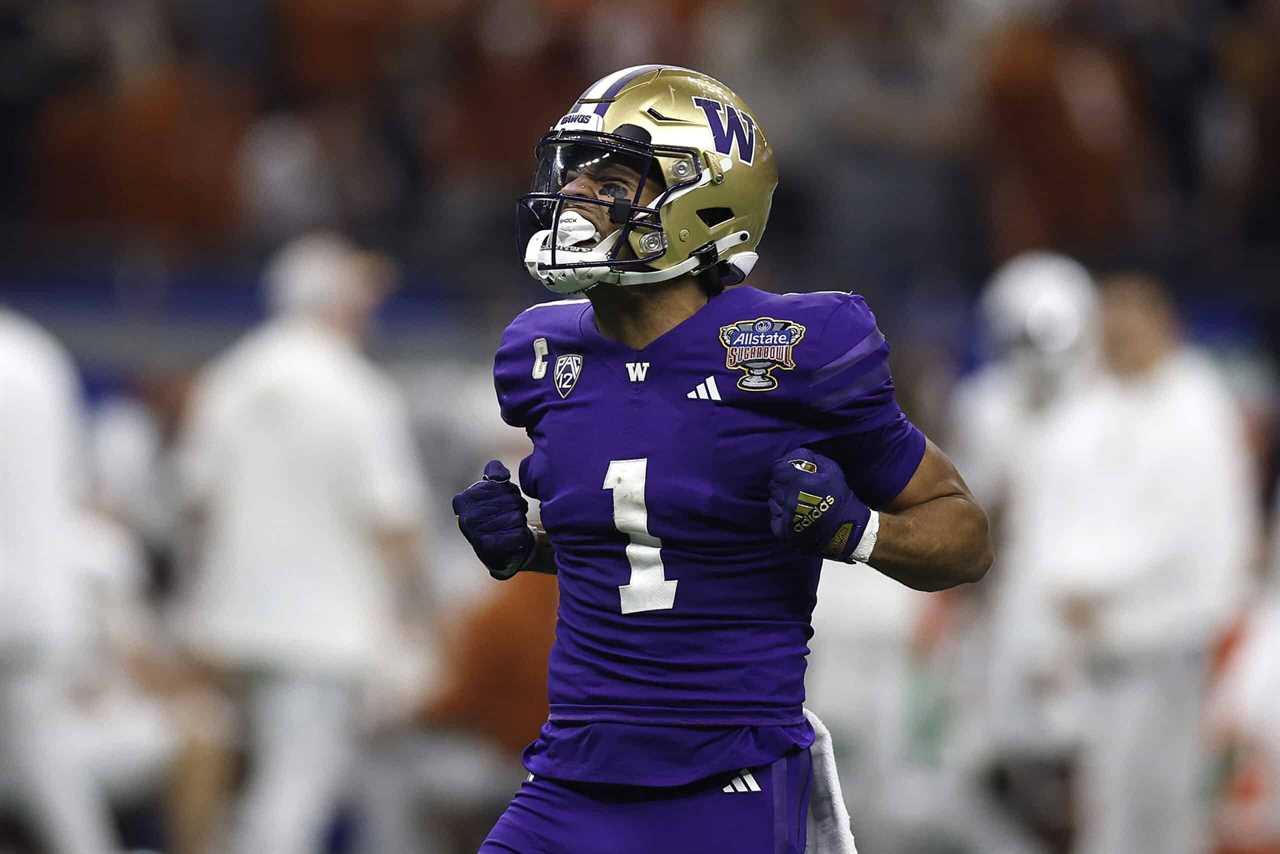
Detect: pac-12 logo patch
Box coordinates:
(554, 354, 583, 399)
(719, 317, 806, 391)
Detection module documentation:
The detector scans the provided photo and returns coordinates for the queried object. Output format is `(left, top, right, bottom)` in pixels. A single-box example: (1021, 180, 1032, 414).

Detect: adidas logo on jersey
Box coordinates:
(686, 376, 722, 401)
(793, 491, 836, 533)
(722, 770, 761, 793)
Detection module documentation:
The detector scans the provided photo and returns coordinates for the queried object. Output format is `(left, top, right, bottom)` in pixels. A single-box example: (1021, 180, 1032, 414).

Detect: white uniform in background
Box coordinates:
(62, 511, 183, 807)
(942, 363, 1090, 854)
(951, 254, 1101, 761)
(90, 395, 183, 552)
(938, 255, 1100, 854)
(1026, 348, 1256, 854)
(180, 320, 424, 674)
(0, 308, 119, 854)
(954, 360, 1090, 757)
(178, 253, 427, 854)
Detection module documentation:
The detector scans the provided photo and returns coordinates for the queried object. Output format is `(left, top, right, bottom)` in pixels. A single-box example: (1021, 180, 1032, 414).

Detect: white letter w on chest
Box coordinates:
(626, 362, 650, 383)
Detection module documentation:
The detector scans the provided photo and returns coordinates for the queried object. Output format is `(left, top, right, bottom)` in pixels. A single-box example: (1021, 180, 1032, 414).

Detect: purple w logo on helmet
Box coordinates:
(691, 97, 756, 166)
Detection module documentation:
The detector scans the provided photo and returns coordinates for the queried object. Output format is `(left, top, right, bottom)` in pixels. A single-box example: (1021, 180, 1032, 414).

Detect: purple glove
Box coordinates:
(452, 460, 535, 580)
(768, 448, 873, 563)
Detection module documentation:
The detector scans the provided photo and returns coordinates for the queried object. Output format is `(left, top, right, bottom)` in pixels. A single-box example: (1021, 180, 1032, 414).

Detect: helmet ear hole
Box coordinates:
(696, 207, 734, 228)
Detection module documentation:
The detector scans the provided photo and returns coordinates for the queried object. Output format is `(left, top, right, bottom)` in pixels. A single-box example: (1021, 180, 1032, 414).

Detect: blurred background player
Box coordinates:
(174, 233, 432, 854)
(953, 253, 1102, 854)
(1026, 274, 1258, 854)
(0, 305, 121, 854)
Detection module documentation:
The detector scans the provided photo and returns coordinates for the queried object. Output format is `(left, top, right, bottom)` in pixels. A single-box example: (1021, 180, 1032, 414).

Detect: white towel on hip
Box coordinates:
(804, 708, 859, 854)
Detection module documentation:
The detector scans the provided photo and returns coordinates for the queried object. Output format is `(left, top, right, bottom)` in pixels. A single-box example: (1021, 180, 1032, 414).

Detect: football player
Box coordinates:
(453, 65, 993, 853)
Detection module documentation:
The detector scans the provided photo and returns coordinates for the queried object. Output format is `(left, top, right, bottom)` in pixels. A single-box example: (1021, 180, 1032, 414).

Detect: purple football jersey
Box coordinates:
(493, 285, 924, 786)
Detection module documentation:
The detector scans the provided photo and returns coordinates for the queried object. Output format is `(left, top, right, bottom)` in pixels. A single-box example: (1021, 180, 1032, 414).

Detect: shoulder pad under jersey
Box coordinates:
(493, 298, 591, 429)
(750, 290, 899, 432)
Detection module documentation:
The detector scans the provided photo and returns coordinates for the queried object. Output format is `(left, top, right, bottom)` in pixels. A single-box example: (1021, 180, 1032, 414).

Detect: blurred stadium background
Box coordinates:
(1, 0, 1279, 853)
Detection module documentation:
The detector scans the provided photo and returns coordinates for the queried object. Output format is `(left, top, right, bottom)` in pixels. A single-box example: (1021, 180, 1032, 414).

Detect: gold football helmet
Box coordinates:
(519, 65, 778, 294)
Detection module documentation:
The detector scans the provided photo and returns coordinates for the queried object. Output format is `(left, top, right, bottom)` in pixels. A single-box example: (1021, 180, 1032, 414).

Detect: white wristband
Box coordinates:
(851, 510, 880, 564)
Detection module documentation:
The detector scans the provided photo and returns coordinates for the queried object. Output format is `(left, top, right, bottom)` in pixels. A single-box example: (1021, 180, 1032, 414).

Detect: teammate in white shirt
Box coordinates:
(176, 233, 430, 854)
(0, 307, 121, 854)
(949, 252, 1101, 853)
(1026, 275, 1257, 854)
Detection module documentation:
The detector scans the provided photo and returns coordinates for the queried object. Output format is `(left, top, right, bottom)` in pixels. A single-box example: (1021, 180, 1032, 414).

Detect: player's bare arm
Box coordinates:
(870, 439, 992, 591)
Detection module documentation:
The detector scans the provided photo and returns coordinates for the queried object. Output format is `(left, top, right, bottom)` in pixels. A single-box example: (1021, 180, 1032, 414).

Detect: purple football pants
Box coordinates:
(480, 748, 812, 854)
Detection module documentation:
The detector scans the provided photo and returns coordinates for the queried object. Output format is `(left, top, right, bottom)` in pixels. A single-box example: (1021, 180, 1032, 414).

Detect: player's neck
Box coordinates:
(588, 277, 709, 350)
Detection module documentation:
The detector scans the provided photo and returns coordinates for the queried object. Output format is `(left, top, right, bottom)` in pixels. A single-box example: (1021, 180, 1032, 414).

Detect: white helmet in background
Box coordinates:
(981, 251, 1098, 400)
(266, 232, 357, 315)
(265, 232, 396, 319)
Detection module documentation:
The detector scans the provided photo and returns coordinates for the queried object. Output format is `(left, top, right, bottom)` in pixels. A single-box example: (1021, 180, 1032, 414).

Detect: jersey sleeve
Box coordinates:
(493, 302, 584, 431)
(805, 294, 925, 509)
(493, 316, 541, 430)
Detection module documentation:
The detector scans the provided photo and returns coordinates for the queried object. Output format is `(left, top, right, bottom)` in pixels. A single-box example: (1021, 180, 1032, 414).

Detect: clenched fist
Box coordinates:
(767, 448, 876, 564)
(452, 460, 536, 580)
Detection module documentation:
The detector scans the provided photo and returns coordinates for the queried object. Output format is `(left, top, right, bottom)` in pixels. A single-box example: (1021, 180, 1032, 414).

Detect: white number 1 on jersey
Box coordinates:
(603, 459, 677, 614)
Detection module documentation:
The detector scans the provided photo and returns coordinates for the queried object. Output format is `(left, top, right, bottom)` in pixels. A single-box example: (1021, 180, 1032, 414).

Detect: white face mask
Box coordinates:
(524, 210, 623, 294)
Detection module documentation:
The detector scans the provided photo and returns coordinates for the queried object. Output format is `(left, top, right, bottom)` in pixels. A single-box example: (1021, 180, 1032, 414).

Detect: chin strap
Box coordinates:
(609, 231, 750, 287)
(528, 229, 753, 294)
